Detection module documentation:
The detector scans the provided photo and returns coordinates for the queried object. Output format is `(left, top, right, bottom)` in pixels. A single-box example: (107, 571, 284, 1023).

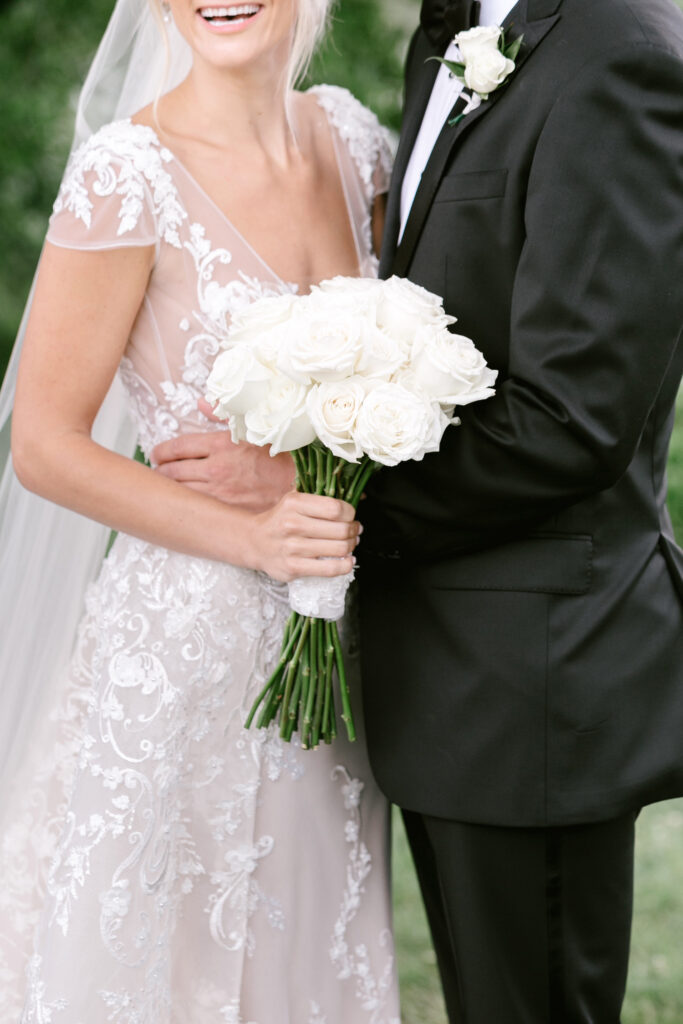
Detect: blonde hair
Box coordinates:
(287, 0, 334, 91)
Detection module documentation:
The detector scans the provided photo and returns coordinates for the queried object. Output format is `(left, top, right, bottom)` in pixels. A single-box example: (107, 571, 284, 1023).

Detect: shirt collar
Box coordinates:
(478, 0, 518, 25)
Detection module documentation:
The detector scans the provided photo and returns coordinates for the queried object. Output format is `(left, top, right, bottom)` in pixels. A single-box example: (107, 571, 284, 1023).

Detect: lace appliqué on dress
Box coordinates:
(52, 120, 186, 247)
(329, 768, 399, 1024)
(309, 85, 394, 204)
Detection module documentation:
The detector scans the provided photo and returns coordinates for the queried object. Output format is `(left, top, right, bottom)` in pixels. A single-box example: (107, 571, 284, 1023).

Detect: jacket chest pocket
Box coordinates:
(434, 169, 508, 203)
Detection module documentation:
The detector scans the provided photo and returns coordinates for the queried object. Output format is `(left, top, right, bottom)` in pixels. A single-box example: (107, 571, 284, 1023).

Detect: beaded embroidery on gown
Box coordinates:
(0, 85, 400, 1024)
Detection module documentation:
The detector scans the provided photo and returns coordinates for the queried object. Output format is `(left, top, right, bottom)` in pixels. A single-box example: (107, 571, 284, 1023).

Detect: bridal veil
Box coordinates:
(0, 0, 192, 823)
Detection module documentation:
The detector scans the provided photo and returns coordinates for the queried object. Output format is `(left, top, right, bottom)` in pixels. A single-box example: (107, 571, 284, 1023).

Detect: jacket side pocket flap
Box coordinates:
(420, 534, 594, 595)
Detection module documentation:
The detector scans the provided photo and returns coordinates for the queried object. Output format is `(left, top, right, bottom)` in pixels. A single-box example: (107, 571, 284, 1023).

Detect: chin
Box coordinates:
(174, 1, 296, 73)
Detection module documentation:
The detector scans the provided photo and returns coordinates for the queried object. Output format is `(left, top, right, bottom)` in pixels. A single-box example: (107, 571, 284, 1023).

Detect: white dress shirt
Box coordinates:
(399, 0, 518, 241)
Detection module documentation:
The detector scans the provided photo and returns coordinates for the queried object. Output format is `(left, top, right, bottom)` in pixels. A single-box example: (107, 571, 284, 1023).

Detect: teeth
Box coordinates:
(200, 4, 260, 15)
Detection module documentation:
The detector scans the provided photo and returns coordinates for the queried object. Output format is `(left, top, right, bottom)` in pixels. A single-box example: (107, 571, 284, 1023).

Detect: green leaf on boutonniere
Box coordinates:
(427, 56, 467, 79)
(503, 34, 524, 63)
(449, 112, 466, 127)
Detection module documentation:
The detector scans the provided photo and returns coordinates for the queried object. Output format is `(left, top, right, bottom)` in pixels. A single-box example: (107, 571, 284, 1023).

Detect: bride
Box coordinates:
(0, 0, 399, 1020)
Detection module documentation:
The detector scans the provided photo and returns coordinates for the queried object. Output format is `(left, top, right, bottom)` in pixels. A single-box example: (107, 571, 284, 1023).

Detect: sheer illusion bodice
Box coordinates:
(48, 85, 391, 459)
(0, 85, 399, 1024)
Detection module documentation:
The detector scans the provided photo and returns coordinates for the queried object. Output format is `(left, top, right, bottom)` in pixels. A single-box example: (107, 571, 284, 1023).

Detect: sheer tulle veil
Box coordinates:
(0, 0, 193, 823)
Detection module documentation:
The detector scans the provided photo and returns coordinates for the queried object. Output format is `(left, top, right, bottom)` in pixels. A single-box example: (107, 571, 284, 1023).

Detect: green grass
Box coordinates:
(393, 800, 683, 1024)
(666, 392, 683, 540)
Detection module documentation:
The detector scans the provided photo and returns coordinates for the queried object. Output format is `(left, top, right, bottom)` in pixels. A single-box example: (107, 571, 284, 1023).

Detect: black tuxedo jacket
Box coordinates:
(359, 0, 683, 826)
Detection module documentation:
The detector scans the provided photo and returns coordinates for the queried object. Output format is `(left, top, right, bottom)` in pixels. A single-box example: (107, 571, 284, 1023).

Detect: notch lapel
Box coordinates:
(379, 35, 442, 277)
(391, 0, 562, 278)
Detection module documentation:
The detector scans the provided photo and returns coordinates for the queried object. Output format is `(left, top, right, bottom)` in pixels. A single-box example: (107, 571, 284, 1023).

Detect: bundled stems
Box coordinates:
(245, 443, 380, 748)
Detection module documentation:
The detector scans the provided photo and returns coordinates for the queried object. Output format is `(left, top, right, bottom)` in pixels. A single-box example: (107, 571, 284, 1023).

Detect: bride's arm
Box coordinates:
(11, 243, 359, 582)
(372, 193, 387, 258)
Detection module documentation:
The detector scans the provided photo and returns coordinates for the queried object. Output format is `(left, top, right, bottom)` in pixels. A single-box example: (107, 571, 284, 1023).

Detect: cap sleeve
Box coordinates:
(310, 85, 395, 204)
(46, 120, 186, 253)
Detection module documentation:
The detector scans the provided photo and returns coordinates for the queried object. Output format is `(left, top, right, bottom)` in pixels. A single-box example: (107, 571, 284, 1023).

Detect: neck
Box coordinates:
(162, 45, 297, 164)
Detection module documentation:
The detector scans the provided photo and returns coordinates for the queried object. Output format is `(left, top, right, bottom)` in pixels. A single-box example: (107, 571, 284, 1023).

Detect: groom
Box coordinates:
(356, 0, 683, 1019)
(154, 0, 683, 1018)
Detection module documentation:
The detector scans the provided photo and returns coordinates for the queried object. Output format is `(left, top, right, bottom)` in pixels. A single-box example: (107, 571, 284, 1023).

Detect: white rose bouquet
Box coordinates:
(206, 275, 497, 749)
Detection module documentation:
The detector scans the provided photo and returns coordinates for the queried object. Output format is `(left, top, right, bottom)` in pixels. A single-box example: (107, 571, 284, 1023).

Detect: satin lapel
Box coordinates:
(392, 0, 562, 278)
(379, 33, 442, 278)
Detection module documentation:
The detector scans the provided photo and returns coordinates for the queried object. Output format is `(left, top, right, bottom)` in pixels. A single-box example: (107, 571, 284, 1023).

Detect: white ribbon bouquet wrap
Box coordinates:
(206, 275, 498, 748)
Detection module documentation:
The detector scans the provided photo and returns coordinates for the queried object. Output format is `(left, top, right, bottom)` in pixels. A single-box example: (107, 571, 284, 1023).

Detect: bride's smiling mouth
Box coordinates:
(197, 3, 265, 31)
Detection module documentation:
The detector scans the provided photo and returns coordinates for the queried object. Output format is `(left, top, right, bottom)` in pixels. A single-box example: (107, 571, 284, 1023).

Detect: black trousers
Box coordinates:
(402, 809, 637, 1024)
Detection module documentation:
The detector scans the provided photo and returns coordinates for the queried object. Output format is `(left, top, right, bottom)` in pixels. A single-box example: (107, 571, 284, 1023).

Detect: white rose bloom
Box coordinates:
(355, 382, 449, 466)
(205, 345, 271, 418)
(245, 376, 317, 455)
(252, 323, 290, 372)
(356, 322, 407, 381)
(412, 326, 498, 405)
(276, 310, 364, 384)
(306, 378, 368, 461)
(316, 276, 385, 299)
(302, 286, 378, 328)
(228, 414, 248, 444)
(229, 291, 299, 344)
(376, 276, 454, 348)
(464, 48, 516, 98)
(456, 25, 502, 62)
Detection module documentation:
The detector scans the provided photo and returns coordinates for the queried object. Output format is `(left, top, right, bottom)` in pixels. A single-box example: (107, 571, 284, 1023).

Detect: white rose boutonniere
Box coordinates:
(430, 25, 524, 117)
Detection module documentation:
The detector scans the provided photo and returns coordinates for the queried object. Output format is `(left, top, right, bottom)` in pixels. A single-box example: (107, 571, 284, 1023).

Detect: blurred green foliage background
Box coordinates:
(0, 0, 407, 375)
(1, 2, 682, 1021)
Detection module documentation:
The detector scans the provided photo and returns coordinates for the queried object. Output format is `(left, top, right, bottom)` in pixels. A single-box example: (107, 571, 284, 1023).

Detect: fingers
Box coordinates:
(152, 430, 235, 466)
(287, 516, 360, 542)
(281, 492, 356, 523)
(156, 458, 211, 483)
(198, 397, 223, 423)
(275, 494, 360, 542)
(282, 555, 356, 580)
(286, 537, 359, 560)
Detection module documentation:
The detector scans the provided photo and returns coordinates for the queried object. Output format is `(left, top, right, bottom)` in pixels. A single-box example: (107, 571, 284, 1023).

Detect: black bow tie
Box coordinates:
(420, 0, 482, 49)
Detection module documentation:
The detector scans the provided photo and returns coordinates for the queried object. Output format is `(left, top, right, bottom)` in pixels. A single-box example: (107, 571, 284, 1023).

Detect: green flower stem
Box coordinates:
(332, 621, 356, 742)
(322, 449, 333, 495)
(324, 621, 337, 742)
(315, 445, 325, 495)
(246, 613, 302, 728)
(311, 633, 328, 748)
(292, 449, 308, 492)
(258, 648, 290, 729)
(279, 617, 311, 738)
(307, 444, 317, 485)
(317, 620, 330, 744)
(346, 458, 380, 508)
(327, 460, 345, 499)
(284, 647, 307, 742)
(288, 641, 308, 724)
(301, 618, 319, 746)
(321, 644, 334, 745)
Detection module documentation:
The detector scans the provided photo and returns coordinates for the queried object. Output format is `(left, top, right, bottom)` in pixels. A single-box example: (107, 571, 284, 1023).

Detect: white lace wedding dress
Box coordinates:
(0, 85, 400, 1024)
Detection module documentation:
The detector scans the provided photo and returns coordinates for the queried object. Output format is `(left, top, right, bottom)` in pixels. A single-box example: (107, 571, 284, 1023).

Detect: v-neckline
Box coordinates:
(127, 90, 364, 291)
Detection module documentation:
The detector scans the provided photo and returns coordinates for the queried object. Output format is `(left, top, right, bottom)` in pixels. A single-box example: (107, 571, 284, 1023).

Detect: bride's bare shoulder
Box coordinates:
(130, 101, 156, 130)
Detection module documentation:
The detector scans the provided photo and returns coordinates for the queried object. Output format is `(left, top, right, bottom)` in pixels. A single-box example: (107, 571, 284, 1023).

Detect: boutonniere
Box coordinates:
(430, 25, 523, 121)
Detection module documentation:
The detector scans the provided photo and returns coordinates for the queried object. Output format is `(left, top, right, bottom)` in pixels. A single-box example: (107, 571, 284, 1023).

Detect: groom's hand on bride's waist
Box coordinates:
(152, 409, 296, 513)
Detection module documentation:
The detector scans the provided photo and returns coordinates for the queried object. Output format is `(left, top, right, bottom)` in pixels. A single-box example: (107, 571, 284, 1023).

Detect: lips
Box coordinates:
(198, 4, 263, 25)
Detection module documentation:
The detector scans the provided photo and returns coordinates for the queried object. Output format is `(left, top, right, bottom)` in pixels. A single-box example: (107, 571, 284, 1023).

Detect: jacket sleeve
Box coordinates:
(363, 42, 683, 561)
